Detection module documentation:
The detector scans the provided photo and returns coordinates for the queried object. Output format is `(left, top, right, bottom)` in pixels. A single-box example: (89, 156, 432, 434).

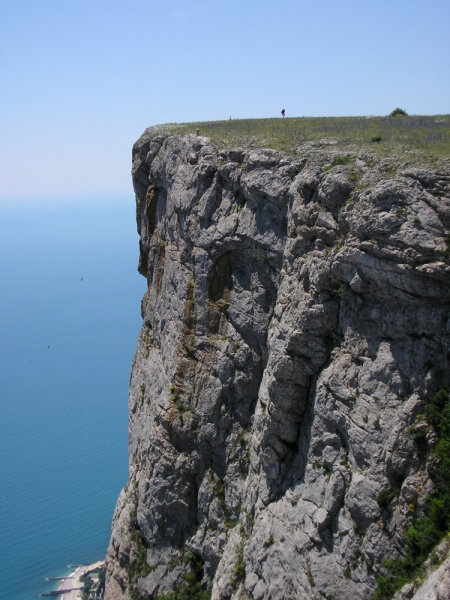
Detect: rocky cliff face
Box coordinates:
(105, 129, 450, 600)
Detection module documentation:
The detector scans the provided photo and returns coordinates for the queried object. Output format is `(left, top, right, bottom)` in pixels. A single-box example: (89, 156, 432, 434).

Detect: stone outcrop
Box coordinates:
(104, 129, 450, 600)
(394, 539, 450, 600)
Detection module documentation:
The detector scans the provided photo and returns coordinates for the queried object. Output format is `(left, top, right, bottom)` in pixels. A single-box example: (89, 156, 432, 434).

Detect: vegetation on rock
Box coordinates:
(155, 552, 210, 600)
(372, 388, 450, 599)
(159, 114, 450, 159)
(105, 127, 450, 600)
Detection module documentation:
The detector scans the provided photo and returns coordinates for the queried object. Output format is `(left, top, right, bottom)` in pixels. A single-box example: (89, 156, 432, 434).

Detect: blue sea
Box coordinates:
(0, 198, 145, 600)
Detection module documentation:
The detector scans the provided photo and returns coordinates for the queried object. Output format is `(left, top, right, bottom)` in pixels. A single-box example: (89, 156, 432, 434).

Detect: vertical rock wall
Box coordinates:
(105, 130, 450, 600)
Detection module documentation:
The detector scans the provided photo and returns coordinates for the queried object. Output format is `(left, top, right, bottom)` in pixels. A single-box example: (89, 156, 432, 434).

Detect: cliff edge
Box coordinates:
(105, 129, 450, 600)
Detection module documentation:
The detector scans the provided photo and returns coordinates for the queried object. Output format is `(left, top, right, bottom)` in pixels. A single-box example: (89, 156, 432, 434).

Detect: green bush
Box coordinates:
(82, 577, 93, 600)
(377, 488, 399, 509)
(332, 155, 351, 166)
(129, 529, 151, 578)
(372, 388, 450, 599)
(372, 575, 409, 600)
(333, 284, 350, 298)
(425, 388, 450, 432)
(413, 428, 428, 454)
(234, 540, 245, 583)
(389, 108, 408, 117)
(155, 553, 210, 600)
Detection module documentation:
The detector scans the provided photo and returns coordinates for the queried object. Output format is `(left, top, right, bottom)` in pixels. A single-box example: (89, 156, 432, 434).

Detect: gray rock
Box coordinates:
(104, 129, 450, 600)
(394, 542, 450, 600)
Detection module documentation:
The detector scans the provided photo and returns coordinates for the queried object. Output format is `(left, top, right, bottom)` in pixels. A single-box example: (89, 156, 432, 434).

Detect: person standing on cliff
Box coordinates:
(281, 109, 285, 117)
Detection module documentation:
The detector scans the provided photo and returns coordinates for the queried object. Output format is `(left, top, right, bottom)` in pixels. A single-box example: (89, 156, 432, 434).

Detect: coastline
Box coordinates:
(48, 561, 104, 599)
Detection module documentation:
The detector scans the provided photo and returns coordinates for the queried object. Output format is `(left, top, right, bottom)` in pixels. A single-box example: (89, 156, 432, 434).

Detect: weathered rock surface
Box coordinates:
(409, 556, 450, 599)
(105, 129, 450, 600)
(393, 540, 450, 600)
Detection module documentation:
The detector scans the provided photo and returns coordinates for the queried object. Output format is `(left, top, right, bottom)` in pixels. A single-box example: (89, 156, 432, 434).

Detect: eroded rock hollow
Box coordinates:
(105, 129, 450, 600)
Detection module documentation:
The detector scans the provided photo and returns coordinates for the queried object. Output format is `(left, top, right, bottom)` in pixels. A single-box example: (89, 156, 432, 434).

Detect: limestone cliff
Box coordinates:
(105, 129, 450, 600)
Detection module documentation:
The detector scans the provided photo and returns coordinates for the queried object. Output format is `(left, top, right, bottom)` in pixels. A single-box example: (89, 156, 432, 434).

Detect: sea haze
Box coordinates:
(0, 198, 145, 600)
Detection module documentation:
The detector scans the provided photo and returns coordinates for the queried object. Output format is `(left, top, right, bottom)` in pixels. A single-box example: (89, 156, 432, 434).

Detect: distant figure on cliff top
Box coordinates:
(281, 109, 285, 117)
(196, 129, 200, 136)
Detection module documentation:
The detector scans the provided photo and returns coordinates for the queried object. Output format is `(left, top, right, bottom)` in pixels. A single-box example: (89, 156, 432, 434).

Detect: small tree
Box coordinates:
(82, 576, 93, 600)
(389, 108, 408, 117)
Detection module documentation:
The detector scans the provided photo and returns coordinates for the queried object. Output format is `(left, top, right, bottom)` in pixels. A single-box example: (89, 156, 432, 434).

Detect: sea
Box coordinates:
(0, 197, 146, 600)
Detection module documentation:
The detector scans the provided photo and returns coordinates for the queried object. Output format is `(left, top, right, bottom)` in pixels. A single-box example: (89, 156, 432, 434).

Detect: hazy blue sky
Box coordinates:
(1, 0, 449, 203)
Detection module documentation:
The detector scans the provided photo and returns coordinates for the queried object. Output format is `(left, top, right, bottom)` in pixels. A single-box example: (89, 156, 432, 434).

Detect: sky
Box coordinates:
(0, 0, 449, 204)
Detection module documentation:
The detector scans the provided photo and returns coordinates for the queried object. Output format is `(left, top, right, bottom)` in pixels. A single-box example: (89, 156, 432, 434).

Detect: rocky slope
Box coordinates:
(104, 129, 450, 600)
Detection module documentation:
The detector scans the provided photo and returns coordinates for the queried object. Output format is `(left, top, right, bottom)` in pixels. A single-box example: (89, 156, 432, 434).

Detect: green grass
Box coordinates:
(233, 539, 245, 584)
(372, 388, 450, 599)
(156, 115, 450, 161)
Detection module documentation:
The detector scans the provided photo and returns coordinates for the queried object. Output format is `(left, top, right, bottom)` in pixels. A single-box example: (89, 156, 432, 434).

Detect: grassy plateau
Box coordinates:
(159, 114, 450, 164)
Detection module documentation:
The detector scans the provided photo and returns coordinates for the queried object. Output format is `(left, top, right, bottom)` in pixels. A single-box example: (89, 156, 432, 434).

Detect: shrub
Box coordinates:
(377, 488, 399, 509)
(372, 387, 450, 599)
(156, 553, 210, 600)
(129, 529, 151, 578)
(234, 540, 245, 583)
(389, 108, 408, 117)
(340, 455, 350, 467)
(254, 247, 265, 262)
(372, 575, 409, 600)
(413, 427, 428, 454)
(425, 388, 450, 433)
(333, 284, 350, 298)
(332, 155, 351, 166)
